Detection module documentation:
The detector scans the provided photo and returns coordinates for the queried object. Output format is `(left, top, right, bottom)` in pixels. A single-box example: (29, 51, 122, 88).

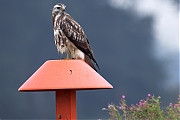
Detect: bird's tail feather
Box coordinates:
(84, 55, 97, 71)
(91, 58, 100, 71)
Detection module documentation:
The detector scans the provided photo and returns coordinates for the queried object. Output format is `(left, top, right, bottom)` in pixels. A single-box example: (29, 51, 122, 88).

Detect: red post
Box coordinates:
(18, 60, 113, 119)
(56, 90, 76, 119)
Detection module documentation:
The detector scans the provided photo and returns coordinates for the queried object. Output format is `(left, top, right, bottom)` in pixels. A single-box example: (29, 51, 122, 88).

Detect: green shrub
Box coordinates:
(102, 94, 180, 120)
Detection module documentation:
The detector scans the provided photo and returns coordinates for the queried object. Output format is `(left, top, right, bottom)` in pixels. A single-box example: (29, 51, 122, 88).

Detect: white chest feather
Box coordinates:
(54, 29, 59, 36)
(54, 14, 61, 27)
(74, 49, 85, 59)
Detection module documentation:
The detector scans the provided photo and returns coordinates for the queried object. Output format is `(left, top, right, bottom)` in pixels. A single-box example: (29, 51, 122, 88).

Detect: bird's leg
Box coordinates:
(65, 53, 70, 60)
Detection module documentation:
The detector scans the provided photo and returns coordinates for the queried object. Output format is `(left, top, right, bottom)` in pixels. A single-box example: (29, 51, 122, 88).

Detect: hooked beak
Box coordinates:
(62, 5, 66, 11)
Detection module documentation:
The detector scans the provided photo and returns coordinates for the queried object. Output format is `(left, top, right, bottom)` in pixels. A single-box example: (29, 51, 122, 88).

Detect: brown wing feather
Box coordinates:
(60, 14, 100, 70)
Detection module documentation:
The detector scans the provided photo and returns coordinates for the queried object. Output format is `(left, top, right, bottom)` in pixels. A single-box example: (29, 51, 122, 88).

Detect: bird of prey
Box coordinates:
(51, 3, 99, 71)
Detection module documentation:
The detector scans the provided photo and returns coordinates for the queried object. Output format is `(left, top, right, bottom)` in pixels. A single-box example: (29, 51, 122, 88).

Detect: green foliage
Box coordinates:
(102, 94, 180, 120)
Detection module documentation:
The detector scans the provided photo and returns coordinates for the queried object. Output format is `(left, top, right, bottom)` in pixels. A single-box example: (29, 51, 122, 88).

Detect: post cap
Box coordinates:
(18, 60, 113, 91)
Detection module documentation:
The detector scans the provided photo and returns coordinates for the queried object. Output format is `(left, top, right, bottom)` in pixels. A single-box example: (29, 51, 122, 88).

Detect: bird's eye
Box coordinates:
(56, 7, 60, 9)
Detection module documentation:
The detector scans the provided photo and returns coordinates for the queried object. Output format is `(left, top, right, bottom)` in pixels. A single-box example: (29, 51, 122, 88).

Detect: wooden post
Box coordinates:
(56, 90, 76, 119)
(18, 60, 113, 119)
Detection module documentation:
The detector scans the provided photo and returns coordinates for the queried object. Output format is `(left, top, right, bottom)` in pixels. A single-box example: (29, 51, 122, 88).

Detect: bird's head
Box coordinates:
(52, 3, 66, 15)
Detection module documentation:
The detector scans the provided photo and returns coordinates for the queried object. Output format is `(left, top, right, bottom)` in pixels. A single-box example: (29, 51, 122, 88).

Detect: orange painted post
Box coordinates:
(18, 60, 113, 120)
(56, 90, 76, 119)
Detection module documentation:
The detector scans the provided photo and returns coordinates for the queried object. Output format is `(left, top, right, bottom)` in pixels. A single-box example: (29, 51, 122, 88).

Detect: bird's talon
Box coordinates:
(65, 58, 71, 60)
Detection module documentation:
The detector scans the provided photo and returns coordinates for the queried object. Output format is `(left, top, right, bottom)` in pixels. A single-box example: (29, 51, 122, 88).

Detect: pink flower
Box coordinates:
(169, 103, 173, 107)
(139, 102, 142, 106)
(175, 104, 179, 107)
(122, 95, 125, 99)
(119, 105, 124, 109)
(147, 94, 151, 97)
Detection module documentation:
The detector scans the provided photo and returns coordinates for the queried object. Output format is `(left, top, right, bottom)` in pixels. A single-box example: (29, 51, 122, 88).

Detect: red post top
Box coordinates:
(18, 60, 113, 91)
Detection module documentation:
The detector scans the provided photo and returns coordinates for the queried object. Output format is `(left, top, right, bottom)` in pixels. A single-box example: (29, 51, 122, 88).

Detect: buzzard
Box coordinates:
(52, 3, 99, 71)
